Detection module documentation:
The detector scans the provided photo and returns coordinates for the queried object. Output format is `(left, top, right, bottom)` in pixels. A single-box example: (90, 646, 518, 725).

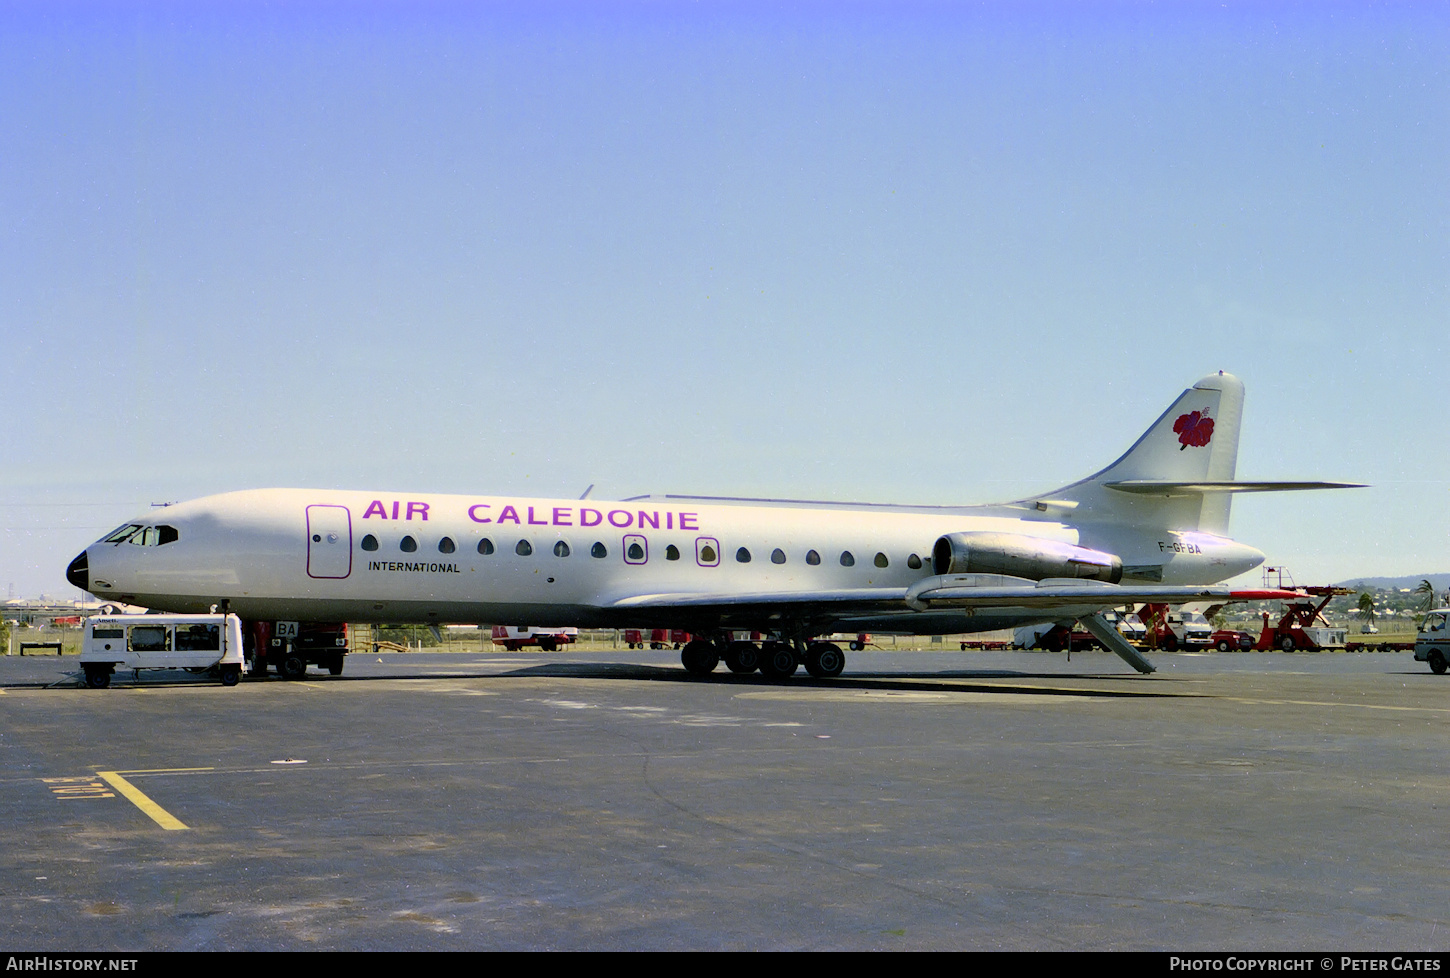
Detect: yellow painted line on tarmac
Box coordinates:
(95, 767, 212, 830)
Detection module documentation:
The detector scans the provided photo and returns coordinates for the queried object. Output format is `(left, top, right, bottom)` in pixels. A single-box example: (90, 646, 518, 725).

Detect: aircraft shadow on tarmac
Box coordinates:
(492, 662, 1187, 698)
(310, 661, 1190, 699)
(15, 661, 1191, 699)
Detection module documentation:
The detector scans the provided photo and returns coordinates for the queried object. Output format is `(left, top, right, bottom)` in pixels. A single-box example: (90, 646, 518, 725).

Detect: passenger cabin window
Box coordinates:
(696, 539, 719, 566)
(477, 538, 495, 555)
(665, 544, 680, 560)
(771, 548, 787, 564)
(591, 542, 607, 558)
(627, 542, 645, 561)
(554, 541, 571, 557)
(400, 536, 418, 553)
(736, 547, 752, 563)
(840, 551, 855, 567)
(361, 534, 379, 552)
(874, 553, 889, 568)
(806, 550, 821, 565)
(907, 553, 922, 569)
(438, 537, 456, 554)
(516, 540, 533, 556)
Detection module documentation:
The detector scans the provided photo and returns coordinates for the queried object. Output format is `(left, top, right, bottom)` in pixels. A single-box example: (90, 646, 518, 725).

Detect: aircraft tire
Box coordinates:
(724, 641, 759, 674)
(758, 642, 798, 680)
(1429, 650, 1447, 675)
(281, 655, 307, 680)
(805, 642, 844, 679)
(681, 640, 719, 676)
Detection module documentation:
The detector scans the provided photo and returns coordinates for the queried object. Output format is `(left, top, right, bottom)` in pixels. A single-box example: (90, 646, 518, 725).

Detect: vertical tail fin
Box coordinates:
(1030, 372, 1244, 534)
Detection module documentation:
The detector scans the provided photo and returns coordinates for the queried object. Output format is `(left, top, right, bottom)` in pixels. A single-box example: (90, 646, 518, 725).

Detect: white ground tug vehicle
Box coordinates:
(80, 613, 246, 688)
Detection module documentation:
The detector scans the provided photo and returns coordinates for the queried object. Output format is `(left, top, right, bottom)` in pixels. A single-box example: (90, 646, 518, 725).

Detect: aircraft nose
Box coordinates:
(66, 550, 89, 591)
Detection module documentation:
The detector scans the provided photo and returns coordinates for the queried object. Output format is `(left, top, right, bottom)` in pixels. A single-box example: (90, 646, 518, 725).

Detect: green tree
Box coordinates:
(1417, 579, 1437, 612)
(1357, 592, 1377, 628)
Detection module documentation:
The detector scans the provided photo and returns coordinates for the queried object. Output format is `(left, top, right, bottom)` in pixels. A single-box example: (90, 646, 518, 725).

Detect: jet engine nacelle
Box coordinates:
(931, 531, 1123, 584)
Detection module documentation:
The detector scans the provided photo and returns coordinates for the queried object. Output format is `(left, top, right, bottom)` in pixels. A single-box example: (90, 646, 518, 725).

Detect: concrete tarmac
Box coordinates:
(2, 647, 1448, 950)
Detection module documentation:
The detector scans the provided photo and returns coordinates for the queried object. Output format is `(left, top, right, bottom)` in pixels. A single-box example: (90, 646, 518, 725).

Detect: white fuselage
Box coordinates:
(79, 487, 1265, 635)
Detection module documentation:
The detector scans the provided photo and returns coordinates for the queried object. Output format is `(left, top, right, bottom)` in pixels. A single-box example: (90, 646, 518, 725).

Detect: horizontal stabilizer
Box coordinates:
(1105, 480, 1365, 496)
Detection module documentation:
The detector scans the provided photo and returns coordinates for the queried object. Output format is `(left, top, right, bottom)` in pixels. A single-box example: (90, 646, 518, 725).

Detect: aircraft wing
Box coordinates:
(609, 576, 1298, 617)
(903, 576, 1300, 610)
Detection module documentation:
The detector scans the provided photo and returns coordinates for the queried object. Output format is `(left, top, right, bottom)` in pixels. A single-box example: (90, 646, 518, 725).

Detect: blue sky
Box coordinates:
(2, 1, 1446, 598)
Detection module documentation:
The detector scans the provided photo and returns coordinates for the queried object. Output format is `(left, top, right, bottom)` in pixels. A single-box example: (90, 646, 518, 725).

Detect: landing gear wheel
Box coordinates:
(84, 666, 110, 689)
(680, 640, 720, 676)
(1279, 636, 1296, 652)
(805, 642, 845, 679)
(758, 642, 798, 680)
(725, 641, 760, 674)
(1429, 650, 1447, 675)
(281, 655, 307, 680)
(220, 665, 241, 687)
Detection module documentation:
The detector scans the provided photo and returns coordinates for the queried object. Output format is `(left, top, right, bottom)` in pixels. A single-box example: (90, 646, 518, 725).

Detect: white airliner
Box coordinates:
(65, 372, 1356, 678)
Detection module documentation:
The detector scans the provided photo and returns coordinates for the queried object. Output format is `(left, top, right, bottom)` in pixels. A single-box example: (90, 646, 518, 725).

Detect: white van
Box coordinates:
(81, 614, 246, 688)
(1415, 608, 1450, 674)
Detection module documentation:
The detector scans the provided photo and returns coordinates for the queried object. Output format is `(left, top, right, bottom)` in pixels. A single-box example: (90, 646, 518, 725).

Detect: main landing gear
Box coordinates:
(680, 637, 846, 681)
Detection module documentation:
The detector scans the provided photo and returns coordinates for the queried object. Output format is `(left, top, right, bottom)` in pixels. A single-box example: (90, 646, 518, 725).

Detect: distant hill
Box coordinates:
(1334, 574, 1450, 592)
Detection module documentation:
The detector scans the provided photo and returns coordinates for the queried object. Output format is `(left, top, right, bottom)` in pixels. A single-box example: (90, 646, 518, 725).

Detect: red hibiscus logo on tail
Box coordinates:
(1173, 411, 1214, 450)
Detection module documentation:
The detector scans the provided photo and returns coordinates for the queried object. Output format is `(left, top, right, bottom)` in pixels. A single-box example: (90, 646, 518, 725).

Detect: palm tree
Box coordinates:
(1357, 592, 1377, 630)
(1418, 579, 1438, 612)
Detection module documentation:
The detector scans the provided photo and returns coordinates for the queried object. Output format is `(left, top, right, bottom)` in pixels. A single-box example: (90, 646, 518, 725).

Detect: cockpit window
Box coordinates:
(110, 524, 179, 546)
(104, 524, 143, 544)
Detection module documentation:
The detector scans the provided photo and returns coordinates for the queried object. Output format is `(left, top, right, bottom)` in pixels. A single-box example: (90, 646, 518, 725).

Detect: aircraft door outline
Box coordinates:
(306, 504, 353, 579)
